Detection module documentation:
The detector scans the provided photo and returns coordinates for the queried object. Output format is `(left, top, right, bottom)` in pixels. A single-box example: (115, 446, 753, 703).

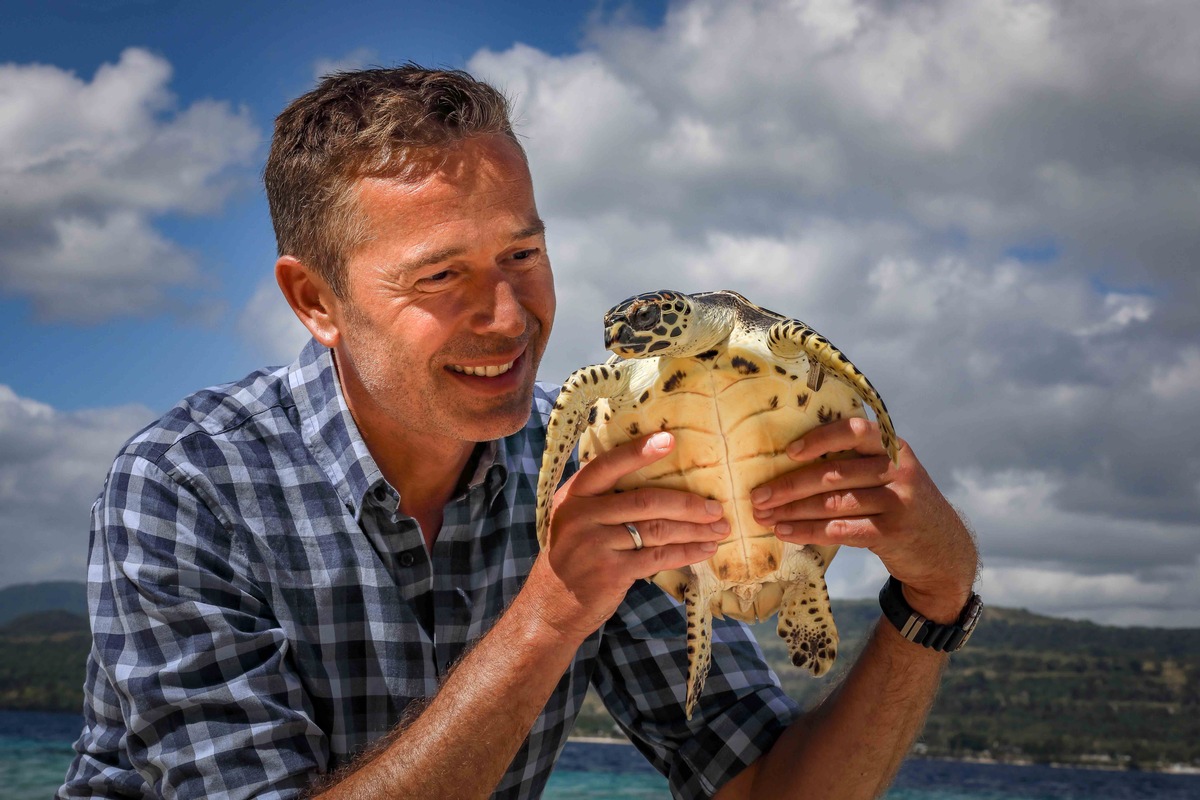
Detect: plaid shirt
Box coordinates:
(60, 339, 800, 799)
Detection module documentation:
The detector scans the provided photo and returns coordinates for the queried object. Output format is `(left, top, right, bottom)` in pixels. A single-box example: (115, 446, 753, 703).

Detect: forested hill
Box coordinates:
(582, 599, 1200, 771)
(0, 582, 86, 626)
(756, 601, 1200, 769)
(3, 583, 1198, 770)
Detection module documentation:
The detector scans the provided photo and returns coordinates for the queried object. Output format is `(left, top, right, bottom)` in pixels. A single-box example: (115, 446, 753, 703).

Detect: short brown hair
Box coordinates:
(264, 65, 522, 297)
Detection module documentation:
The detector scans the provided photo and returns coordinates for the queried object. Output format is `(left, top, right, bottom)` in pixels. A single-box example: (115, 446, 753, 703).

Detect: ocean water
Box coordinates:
(545, 740, 1200, 799)
(5, 710, 1198, 799)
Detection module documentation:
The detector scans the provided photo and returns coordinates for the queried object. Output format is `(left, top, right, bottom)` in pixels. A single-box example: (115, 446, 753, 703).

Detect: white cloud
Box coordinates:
(313, 48, 378, 82)
(471, 0, 1200, 625)
(475, 0, 1200, 286)
(238, 277, 313, 365)
(979, 565, 1200, 629)
(0, 386, 154, 586)
(1150, 348, 1200, 401)
(952, 467, 1200, 627)
(0, 48, 259, 320)
(4, 211, 200, 322)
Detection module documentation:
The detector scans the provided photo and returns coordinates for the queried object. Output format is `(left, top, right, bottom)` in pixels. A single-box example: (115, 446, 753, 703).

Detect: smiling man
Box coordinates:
(60, 67, 979, 799)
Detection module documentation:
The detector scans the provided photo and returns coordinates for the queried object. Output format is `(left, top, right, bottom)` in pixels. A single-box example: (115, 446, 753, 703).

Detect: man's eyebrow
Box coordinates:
(398, 245, 467, 273)
(395, 219, 547, 274)
(512, 219, 547, 241)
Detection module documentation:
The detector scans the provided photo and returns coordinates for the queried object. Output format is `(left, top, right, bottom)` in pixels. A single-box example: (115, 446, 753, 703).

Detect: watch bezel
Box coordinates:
(879, 576, 982, 653)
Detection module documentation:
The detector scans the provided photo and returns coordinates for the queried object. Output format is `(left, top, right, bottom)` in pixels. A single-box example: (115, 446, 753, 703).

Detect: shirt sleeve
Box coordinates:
(60, 453, 327, 799)
(593, 580, 803, 798)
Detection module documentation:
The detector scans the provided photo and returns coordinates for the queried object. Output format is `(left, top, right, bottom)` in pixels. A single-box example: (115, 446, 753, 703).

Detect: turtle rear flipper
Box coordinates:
(683, 568, 720, 720)
(536, 363, 631, 549)
(776, 547, 839, 676)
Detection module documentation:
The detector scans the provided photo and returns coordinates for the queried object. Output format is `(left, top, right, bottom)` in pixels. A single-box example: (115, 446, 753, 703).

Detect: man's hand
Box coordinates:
(749, 417, 978, 622)
(530, 431, 729, 641)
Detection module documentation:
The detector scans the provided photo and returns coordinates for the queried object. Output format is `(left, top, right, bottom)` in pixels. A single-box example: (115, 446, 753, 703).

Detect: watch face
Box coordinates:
(954, 595, 984, 651)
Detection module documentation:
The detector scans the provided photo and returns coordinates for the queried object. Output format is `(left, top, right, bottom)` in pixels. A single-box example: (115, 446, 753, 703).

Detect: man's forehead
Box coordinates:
(345, 141, 542, 268)
(355, 135, 529, 195)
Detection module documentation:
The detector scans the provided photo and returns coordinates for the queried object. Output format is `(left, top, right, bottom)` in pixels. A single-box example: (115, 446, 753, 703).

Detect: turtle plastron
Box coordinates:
(536, 289, 901, 722)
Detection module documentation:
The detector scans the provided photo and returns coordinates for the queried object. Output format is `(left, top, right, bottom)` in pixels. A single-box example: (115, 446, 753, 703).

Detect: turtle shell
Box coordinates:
(534, 288, 898, 717)
(578, 329, 864, 623)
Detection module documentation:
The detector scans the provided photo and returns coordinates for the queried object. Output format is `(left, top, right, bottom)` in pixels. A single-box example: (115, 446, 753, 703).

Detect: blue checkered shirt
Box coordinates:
(59, 339, 800, 799)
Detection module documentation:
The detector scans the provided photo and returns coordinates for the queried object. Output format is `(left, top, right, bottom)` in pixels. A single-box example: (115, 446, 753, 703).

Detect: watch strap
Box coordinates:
(878, 576, 983, 652)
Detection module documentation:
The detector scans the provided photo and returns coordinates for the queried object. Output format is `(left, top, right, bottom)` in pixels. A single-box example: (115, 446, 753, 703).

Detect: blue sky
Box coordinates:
(1, 0, 663, 412)
(3, 0, 1199, 627)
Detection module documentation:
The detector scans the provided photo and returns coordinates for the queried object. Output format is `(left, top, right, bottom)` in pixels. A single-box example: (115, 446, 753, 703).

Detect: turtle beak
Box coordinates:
(603, 323, 624, 350)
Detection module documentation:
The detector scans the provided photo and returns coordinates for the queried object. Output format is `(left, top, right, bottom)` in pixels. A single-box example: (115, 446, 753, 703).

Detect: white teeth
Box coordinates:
(451, 360, 515, 377)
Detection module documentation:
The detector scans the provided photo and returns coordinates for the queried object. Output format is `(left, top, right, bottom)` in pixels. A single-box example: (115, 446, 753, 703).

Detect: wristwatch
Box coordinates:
(878, 576, 983, 652)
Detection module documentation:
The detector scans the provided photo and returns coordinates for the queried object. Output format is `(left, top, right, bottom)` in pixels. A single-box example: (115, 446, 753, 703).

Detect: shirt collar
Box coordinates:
(287, 338, 510, 521)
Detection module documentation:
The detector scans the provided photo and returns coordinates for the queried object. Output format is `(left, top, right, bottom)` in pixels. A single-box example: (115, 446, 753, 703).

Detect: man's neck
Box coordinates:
(373, 433, 476, 551)
(332, 353, 478, 549)
(393, 442, 484, 551)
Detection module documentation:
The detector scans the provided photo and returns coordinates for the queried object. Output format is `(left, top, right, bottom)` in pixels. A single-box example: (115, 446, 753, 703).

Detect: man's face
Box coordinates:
(330, 135, 555, 449)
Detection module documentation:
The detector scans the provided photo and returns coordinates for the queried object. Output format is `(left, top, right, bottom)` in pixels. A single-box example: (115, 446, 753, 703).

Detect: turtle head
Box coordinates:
(603, 290, 699, 359)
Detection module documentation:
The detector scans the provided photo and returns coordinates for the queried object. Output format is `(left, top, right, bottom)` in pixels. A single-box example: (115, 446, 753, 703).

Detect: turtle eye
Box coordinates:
(631, 304, 661, 329)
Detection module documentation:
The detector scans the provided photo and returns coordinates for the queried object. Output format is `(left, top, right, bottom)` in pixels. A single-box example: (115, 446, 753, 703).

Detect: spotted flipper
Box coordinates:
(683, 569, 720, 719)
(776, 547, 839, 676)
(536, 363, 631, 549)
(765, 319, 900, 464)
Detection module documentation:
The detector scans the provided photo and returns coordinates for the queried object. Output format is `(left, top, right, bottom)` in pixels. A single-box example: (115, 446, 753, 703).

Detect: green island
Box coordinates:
(571, 601, 1200, 772)
(3, 583, 1197, 772)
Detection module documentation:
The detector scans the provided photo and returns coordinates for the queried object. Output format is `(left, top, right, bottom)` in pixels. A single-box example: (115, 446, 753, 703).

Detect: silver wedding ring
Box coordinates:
(624, 522, 645, 551)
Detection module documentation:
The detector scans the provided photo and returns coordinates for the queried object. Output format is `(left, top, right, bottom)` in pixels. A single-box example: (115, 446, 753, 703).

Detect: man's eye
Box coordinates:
(511, 249, 536, 261)
(423, 270, 452, 283)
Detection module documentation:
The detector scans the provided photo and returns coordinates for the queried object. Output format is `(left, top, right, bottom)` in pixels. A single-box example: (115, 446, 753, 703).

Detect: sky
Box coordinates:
(2, 0, 1198, 628)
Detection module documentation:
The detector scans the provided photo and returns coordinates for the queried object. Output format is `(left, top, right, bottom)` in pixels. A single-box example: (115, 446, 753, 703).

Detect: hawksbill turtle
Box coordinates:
(535, 289, 899, 718)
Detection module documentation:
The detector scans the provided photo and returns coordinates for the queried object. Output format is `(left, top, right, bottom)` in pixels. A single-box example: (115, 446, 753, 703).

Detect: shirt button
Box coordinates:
(399, 552, 415, 567)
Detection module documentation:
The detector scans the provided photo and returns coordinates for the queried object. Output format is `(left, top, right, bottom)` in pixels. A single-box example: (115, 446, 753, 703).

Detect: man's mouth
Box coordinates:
(449, 358, 517, 377)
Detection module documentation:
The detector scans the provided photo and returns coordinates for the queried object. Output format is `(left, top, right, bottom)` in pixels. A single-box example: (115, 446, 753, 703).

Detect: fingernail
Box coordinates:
(750, 487, 770, 505)
(753, 508, 772, 521)
(786, 439, 806, 458)
(775, 523, 793, 535)
(710, 519, 730, 534)
(649, 432, 672, 450)
(705, 499, 723, 515)
(700, 541, 719, 552)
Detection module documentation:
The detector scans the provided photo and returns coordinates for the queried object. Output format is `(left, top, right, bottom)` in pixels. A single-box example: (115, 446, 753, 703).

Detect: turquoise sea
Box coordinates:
(6, 710, 1198, 799)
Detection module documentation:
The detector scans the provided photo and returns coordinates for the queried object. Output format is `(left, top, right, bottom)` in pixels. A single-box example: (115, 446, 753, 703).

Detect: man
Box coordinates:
(61, 66, 979, 799)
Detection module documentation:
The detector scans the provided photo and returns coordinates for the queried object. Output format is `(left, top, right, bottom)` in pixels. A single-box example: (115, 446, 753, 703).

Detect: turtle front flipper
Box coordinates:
(683, 567, 721, 720)
(776, 547, 839, 676)
(765, 318, 900, 464)
(536, 363, 631, 549)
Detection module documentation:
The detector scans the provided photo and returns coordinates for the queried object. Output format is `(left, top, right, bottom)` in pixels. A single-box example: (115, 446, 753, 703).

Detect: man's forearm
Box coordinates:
(721, 617, 948, 800)
(310, 568, 585, 799)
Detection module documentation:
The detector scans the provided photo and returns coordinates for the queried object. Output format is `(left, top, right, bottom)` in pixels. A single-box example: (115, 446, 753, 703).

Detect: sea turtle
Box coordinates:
(535, 289, 899, 718)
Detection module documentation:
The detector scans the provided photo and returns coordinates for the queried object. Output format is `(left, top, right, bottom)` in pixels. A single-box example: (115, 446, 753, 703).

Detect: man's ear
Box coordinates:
(275, 255, 342, 348)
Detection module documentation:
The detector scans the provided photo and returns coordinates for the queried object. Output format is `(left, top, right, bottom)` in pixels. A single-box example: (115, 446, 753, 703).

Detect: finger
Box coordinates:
(773, 516, 882, 548)
(570, 432, 674, 497)
(786, 417, 894, 463)
(582, 486, 726, 527)
(751, 454, 893, 510)
(611, 519, 730, 551)
(628, 541, 722, 576)
(753, 486, 897, 525)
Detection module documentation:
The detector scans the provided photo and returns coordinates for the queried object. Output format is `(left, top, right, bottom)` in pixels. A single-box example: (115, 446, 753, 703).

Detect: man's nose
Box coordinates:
(474, 273, 526, 337)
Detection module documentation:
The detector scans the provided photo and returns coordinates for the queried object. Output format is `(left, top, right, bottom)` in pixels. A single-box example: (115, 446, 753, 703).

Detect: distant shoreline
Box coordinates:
(2, 714, 1196, 777)
(565, 735, 1200, 775)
